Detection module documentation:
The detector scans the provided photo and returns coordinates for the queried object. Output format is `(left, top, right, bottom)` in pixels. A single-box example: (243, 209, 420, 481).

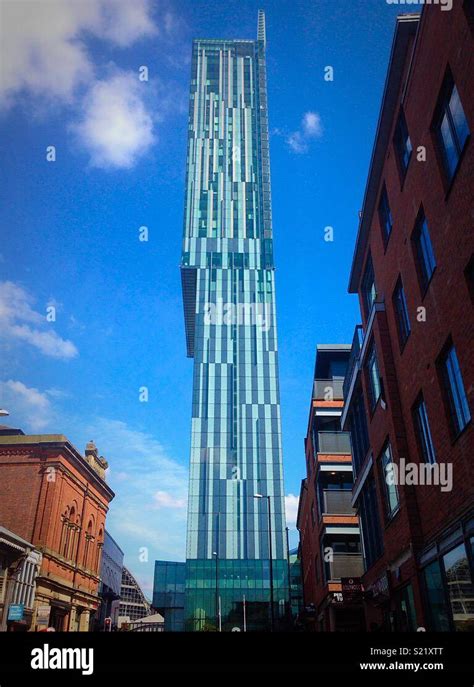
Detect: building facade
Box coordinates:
(0, 430, 114, 631)
(96, 530, 124, 631)
(297, 346, 365, 631)
(153, 560, 185, 631)
(342, 5, 474, 632)
(180, 10, 288, 631)
(118, 566, 151, 628)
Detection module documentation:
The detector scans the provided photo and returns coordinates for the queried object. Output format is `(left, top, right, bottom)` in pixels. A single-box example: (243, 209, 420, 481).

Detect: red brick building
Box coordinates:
(297, 346, 365, 631)
(0, 428, 114, 630)
(342, 4, 474, 632)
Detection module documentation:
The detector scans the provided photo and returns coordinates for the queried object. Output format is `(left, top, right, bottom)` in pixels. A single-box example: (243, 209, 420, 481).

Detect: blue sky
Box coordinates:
(0, 0, 404, 596)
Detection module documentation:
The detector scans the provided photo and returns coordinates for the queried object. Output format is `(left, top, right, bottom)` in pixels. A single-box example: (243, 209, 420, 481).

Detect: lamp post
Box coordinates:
(254, 494, 274, 632)
(0, 409, 9, 417)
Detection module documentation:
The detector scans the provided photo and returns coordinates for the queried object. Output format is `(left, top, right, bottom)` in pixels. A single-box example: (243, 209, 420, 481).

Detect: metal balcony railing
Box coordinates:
(316, 431, 352, 454)
(343, 325, 364, 401)
(323, 490, 355, 515)
(313, 378, 345, 401)
(327, 553, 364, 581)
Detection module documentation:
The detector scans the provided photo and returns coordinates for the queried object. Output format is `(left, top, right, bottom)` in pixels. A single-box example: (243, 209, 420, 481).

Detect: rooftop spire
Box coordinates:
(257, 9, 266, 47)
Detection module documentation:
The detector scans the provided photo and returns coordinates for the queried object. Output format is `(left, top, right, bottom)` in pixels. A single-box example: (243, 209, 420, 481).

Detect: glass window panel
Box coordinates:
(413, 397, 436, 464)
(423, 559, 451, 631)
(449, 86, 470, 153)
(440, 113, 458, 177)
(381, 443, 399, 517)
(443, 345, 471, 435)
(443, 543, 474, 632)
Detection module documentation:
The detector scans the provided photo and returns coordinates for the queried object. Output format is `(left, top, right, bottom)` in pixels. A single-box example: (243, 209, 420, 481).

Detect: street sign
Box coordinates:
(8, 604, 24, 621)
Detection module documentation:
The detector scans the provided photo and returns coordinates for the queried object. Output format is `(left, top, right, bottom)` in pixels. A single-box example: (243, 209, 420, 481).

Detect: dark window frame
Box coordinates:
(436, 339, 472, 440)
(378, 183, 393, 248)
(411, 208, 437, 296)
(412, 393, 437, 465)
(392, 276, 411, 350)
(366, 338, 383, 413)
(431, 68, 471, 190)
(361, 254, 377, 322)
(393, 108, 413, 183)
(379, 440, 400, 522)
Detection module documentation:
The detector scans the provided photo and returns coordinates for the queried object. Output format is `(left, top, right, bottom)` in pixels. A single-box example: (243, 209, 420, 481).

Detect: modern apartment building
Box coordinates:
(297, 346, 365, 631)
(180, 11, 288, 631)
(342, 4, 474, 632)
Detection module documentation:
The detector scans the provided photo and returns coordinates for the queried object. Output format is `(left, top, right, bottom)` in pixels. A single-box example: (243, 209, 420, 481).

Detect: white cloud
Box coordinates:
(100, 0, 157, 47)
(0, 0, 157, 105)
(287, 111, 323, 154)
(0, 0, 160, 169)
(0, 281, 78, 360)
(71, 72, 156, 169)
(0, 380, 54, 431)
(153, 490, 186, 509)
(287, 131, 307, 154)
(302, 111, 323, 138)
(285, 493, 299, 527)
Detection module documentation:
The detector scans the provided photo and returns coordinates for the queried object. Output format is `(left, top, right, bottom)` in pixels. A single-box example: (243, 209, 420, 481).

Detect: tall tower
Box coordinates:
(181, 10, 288, 631)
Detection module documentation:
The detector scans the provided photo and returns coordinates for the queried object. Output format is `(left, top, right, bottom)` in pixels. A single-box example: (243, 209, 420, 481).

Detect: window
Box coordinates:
(443, 543, 473, 631)
(434, 75, 470, 182)
(412, 212, 436, 291)
(413, 396, 436, 465)
(423, 559, 451, 631)
(439, 343, 471, 437)
(359, 471, 383, 569)
(380, 442, 399, 518)
(394, 109, 413, 177)
(394, 584, 417, 632)
(392, 278, 411, 347)
(367, 340, 382, 410)
(362, 255, 377, 319)
(348, 386, 370, 476)
(378, 185, 393, 245)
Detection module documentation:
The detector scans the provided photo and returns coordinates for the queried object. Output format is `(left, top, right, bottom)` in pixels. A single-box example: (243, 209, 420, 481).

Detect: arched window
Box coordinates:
(95, 528, 104, 573)
(60, 507, 70, 557)
(67, 506, 77, 560)
(83, 518, 94, 569)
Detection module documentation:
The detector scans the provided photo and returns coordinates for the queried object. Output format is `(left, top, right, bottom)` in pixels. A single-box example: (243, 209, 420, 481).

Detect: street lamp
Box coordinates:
(0, 409, 9, 417)
(254, 494, 274, 632)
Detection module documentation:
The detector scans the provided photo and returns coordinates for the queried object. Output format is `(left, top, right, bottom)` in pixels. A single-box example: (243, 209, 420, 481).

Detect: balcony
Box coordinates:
(327, 553, 364, 581)
(323, 490, 356, 515)
(313, 379, 344, 401)
(316, 431, 352, 454)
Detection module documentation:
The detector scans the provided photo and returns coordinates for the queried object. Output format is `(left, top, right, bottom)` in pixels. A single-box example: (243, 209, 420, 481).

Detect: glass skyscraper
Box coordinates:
(181, 11, 288, 631)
